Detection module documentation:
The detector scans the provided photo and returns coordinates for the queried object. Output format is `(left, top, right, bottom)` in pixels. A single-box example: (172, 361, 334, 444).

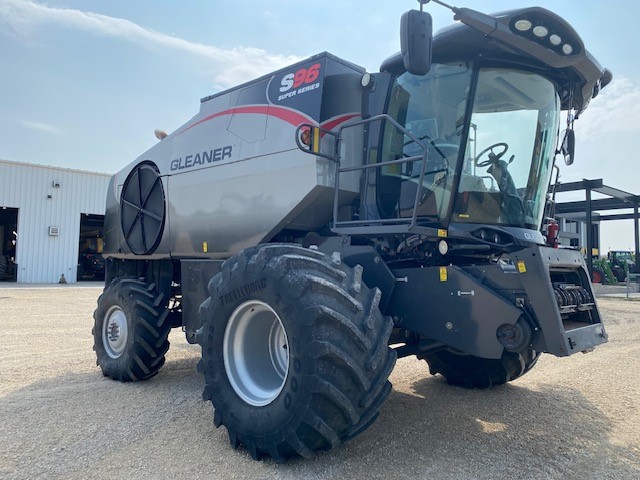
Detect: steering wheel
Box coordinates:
(475, 142, 509, 167)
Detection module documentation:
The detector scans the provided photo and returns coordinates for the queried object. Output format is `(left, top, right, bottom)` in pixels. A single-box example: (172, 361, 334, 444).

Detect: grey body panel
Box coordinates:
(167, 152, 333, 258)
(104, 53, 364, 260)
(318, 240, 606, 359)
(386, 246, 606, 358)
(387, 265, 521, 359)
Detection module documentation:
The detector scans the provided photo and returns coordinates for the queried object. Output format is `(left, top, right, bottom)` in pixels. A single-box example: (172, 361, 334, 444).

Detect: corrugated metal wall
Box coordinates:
(0, 160, 111, 283)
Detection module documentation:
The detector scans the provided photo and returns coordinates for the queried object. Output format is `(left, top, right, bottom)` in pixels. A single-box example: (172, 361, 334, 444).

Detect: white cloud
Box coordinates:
(575, 76, 640, 139)
(561, 75, 640, 250)
(19, 120, 64, 135)
(570, 75, 640, 190)
(0, 0, 302, 88)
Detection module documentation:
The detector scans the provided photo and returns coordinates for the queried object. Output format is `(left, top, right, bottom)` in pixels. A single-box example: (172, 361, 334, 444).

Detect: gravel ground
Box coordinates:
(0, 286, 638, 479)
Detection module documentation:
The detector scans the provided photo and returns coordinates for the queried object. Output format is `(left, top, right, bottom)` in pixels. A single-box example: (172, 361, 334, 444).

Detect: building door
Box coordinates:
(0, 207, 19, 282)
(78, 213, 105, 281)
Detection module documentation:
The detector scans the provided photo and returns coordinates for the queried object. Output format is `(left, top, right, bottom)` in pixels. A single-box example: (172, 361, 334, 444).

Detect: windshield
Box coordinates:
(377, 62, 472, 221)
(378, 65, 560, 231)
(454, 69, 560, 229)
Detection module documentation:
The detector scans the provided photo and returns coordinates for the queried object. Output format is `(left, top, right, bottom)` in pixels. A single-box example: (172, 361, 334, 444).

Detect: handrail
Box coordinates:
(331, 114, 430, 233)
(295, 114, 435, 234)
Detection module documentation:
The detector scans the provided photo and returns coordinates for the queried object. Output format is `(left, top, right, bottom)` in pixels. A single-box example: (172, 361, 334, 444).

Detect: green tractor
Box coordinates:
(607, 250, 636, 283)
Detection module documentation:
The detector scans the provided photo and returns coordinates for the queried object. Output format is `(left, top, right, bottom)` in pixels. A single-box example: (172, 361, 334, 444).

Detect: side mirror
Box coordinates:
(400, 10, 433, 76)
(560, 129, 575, 165)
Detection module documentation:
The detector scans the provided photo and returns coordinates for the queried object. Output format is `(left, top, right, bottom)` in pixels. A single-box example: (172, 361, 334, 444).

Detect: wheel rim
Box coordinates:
(223, 300, 289, 407)
(103, 306, 128, 359)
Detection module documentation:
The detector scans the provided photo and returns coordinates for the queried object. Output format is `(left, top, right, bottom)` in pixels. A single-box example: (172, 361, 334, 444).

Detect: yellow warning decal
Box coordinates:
(517, 260, 526, 273)
(203, 241, 208, 253)
(440, 266, 447, 282)
(437, 229, 448, 238)
(312, 126, 320, 153)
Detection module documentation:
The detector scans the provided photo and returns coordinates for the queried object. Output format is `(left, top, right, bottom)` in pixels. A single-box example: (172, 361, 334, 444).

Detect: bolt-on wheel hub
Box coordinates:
(496, 318, 532, 352)
(223, 300, 289, 407)
(103, 306, 128, 359)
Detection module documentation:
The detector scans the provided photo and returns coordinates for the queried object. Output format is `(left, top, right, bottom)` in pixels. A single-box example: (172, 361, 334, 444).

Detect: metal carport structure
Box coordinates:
(552, 179, 640, 277)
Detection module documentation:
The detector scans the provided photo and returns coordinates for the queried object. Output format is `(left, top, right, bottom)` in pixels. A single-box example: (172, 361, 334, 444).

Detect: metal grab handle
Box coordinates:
(294, 123, 339, 161)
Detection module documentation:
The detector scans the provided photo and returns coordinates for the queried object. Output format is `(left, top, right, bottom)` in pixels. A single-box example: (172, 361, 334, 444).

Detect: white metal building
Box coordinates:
(0, 159, 111, 283)
(557, 213, 601, 256)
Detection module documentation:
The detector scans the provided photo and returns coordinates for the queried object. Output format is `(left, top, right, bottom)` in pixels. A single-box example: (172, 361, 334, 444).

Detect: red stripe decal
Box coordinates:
(320, 114, 360, 131)
(176, 105, 314, 136)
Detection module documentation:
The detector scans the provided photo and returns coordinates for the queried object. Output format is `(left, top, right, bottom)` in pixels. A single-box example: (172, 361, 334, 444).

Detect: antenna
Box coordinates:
(423, 0, 457, 13)
(417, 0, 430, 12)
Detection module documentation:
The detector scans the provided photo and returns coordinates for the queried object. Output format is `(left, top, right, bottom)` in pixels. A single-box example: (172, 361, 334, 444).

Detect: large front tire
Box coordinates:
(199, 244, 396, 461)
(421, 348, 540, 389)
(93, 278, 171, 381)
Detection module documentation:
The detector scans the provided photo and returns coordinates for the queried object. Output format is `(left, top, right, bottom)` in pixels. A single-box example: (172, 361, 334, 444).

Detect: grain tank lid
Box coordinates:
(199, 52, 366, 104)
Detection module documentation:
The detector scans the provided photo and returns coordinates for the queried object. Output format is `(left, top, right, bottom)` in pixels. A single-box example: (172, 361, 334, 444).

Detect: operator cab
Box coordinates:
(367, 5, 611, 246)
(379, 62, 559, 233)
(295, 3, 610, 251)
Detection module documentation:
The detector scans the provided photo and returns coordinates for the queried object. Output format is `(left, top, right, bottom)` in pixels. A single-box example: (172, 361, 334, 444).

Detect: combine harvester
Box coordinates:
(93, 0, 612, 460)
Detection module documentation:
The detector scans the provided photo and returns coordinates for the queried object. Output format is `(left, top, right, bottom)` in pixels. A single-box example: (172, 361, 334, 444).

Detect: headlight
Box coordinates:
(533, 25, 548, 38)
(514, 19, 532, 32)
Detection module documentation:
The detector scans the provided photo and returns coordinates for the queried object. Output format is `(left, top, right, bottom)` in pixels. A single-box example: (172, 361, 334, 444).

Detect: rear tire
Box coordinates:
(199, 244, 396, 461)
(612, 266, 626, 283)
(421, 348, 540, 389)
(93, 278, 171, 381)
(592, 268, 603, 284)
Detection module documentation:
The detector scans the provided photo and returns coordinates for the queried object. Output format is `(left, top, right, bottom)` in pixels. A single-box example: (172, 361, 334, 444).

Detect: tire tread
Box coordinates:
(93, 278, 171, 382)
(423, 349, 541, 389)
(199, 244, 395, 460)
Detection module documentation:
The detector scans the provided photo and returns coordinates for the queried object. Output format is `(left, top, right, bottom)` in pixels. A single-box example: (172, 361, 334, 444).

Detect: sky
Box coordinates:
(0, 0, 639, 251)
